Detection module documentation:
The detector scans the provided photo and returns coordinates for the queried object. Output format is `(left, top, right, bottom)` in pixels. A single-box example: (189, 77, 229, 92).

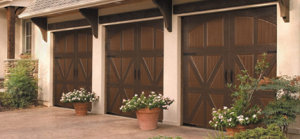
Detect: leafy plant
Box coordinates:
(120, 91, 174, 112)
(209, 106, 261, 128)
(233, 124, 287, 139)
(227, 53, 269, 118)
(60, 88, 99, 103)
(210, 54, 268, 129)
(4, 60, 38, 108)
(149, 136, 183, 139)
(0, 92, 14, 108)
(204, 126, 227, 139)
(259, 76, 300, 134)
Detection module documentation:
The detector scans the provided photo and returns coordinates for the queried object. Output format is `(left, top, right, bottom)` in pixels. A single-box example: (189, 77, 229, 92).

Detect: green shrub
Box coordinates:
(260, 76, 300, 134)
(0, 92, 14, 108)
(149, 136, 183, 139)
(4, 60, 38, 108)
(233, 124, 287, 139)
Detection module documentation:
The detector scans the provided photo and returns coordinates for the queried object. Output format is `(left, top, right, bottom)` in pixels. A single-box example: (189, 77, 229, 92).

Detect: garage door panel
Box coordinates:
(122, 28, 135, 51)
(156, 29, 164, 50)
(183, 6, 276, 128)
(235, 17, 254, 46)
(54, 29, 93, 109)
(109, 32, 122, 51)
(107, 87, 121, 114)
(257, 19, 277, 44)
(189, 24, 204, 48)
(207, 18, 224, 47)
(106, 20, 164, 118)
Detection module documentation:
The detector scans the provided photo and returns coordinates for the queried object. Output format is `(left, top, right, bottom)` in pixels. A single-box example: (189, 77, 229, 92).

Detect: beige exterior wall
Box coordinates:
(98, 0, 156, 16)
(48, 13, 85, 24)
(277, 0, 300, 76)
(0, 8, 7, 78)
(15, 18, 22, 59)
(33, 24, 52, 106)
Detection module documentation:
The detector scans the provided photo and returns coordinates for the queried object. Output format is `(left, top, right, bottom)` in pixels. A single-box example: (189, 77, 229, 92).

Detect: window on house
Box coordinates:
(24, 21, 32, 54)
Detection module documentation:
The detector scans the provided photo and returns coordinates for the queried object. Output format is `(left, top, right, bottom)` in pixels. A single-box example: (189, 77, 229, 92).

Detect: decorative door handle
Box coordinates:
(225, 70, 227, 84)
(138, 70, 140, 80)
(134, 69, 136, 80)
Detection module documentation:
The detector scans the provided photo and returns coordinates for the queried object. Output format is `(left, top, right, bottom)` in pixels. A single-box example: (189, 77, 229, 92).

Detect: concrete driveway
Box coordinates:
(0, 107, 216, 139)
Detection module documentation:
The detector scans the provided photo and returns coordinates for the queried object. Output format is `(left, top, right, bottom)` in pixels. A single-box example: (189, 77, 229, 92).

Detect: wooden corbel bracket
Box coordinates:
(31, 17, 47, 42)
(279, 0, 289, 22)
(15, 7, 25, 18)
(152, 0, 172, 32)
(79, 8, 98, 38)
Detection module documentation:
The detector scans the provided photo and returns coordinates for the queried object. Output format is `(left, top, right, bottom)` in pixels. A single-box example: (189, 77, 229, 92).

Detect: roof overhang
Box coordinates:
(0, 0, 32, 8)
(19, 0, 124, 19)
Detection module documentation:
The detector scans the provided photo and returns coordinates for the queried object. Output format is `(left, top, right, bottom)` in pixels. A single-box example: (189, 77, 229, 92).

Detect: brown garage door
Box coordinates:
(53, 29, 93, 109)
(106, 19, 164, 119)
(182, 6, 277, 128)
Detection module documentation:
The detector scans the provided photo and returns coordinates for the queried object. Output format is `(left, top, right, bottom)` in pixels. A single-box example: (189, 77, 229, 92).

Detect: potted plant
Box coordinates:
(209, 106, 261, 136)
(209, 53, 269, 136)
(60, 88, 99, 116)
(120, 91, 174, 130)
(20, 53, 31, 59)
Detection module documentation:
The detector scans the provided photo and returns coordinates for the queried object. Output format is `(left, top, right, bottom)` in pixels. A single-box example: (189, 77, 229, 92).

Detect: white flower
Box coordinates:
(253, 114, 257, 118)
(209, 120, 212, 123)
(215, 124, 217, 127)
(245, 117, 249, 120)
(135, 94, 138, 97)
(123, 99, 126, 102)
(257, 110, 261, 114)
(213, 111, 216, 113)
(224, 106, 227, 110)
(230, 112, 234, 115)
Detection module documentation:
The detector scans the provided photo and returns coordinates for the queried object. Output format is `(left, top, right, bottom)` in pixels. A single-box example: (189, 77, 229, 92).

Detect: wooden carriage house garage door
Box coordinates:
(106, 20, 164, 119)
(182, 6, 277, 128)
(54, 29, 93, 109)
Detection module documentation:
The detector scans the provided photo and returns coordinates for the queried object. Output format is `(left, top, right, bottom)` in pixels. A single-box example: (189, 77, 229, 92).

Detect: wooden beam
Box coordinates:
(99, 9, 162, 24)
(174, 0, 277, 14)
(31, 17, 47, 42)
(48, 19, 90, 31)
(79, 8, 98, 38)
(279, 0, 289, 22)
(152, 0, 172, 32)
(5, 6, 16, 59)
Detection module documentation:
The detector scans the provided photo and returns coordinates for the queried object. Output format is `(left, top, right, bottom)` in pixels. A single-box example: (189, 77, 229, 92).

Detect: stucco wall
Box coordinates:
(0, 8, 7, 78)
(277, 0, 300, 76)
(33, 25, 51, 106)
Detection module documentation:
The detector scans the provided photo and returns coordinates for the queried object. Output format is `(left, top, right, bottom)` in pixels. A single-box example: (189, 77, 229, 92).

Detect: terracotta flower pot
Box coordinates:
(20, 55, 31, 59)
(135, 107, 161, 130)
(72, 102, 90, 116)
(226, 124, 253, 137)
